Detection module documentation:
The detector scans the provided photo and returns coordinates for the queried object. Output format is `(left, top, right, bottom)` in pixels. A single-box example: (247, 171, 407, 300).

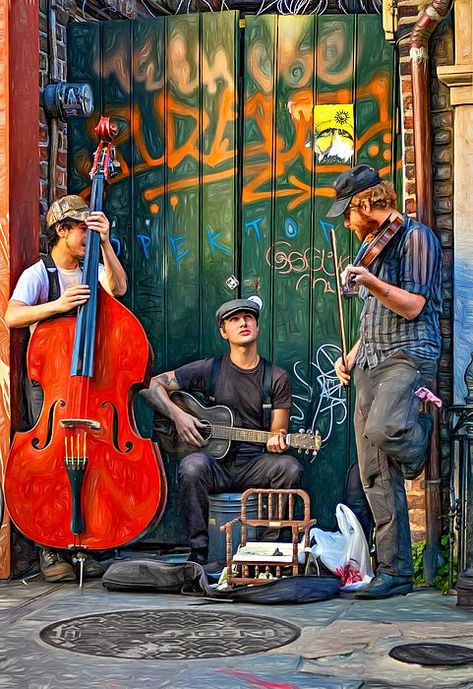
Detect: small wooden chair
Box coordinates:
(220, 488, 316, 586)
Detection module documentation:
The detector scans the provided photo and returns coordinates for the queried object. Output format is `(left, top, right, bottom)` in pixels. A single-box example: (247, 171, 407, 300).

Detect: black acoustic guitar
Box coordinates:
(153, 390, 322, 460)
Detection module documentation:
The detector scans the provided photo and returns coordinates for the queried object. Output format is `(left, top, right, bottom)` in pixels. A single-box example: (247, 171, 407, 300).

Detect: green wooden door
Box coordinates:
(68, 12, 398, 541)
(240, 14, 398, 527)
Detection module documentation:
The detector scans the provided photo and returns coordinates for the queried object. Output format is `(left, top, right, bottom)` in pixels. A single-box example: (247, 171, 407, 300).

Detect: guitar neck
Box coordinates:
(210, 425, 272, 445)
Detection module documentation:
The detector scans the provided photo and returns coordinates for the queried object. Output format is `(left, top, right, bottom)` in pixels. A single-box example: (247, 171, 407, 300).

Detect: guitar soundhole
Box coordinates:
(200, 420, 212, 443)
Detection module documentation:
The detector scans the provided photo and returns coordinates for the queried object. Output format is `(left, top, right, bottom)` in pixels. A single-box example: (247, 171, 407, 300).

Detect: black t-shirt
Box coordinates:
(174, 354, 292, 457)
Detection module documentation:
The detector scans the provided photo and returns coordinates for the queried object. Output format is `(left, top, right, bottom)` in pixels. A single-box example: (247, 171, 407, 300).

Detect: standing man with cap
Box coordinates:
(329, 164, 442, 599)
(6, 194, 127, 581)
(141, 298, 302, 565)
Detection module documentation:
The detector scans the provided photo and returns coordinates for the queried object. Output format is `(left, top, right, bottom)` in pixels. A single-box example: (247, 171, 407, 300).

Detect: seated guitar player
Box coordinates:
(141, 298, 302, 566)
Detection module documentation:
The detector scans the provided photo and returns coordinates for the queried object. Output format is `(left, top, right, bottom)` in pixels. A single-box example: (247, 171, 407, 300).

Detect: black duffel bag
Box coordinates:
(102, 558, 340, 604)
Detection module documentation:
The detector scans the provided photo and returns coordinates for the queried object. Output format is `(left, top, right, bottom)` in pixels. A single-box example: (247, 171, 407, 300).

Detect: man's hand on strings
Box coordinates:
(341, 264, 373, 290)
(56, 284, 91, 312)
(174, 410, 207, 447)
(86, 211, 110, 245)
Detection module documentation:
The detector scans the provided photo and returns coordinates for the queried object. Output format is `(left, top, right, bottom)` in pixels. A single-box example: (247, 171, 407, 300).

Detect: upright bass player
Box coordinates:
(5, 195, 127, 581)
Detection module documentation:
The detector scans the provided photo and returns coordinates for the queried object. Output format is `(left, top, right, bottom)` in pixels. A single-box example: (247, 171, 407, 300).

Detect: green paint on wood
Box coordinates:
(68, 13, 399, 541)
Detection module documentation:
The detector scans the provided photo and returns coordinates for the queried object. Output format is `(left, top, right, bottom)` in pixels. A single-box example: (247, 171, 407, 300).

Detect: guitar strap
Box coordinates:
(41, 253, 84, 305)
(208, 354, 273, 430)
(261, 358, 273, 431)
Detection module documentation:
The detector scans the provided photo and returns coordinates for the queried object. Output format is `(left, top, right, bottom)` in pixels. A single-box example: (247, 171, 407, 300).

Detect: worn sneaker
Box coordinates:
(83, 556, 105, 578)
(40, 549, 75, 583)
(355, 572, 413, 599)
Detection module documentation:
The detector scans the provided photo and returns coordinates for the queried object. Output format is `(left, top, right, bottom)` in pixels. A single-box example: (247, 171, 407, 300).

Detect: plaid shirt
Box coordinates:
(355, 216, 442, 368)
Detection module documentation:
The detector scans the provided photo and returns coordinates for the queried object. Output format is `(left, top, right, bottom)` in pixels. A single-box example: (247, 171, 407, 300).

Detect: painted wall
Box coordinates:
(67, 11, 399, 540)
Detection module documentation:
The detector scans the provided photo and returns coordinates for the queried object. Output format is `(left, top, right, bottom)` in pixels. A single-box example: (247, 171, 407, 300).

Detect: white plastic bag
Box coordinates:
(308, 503, 373, 590)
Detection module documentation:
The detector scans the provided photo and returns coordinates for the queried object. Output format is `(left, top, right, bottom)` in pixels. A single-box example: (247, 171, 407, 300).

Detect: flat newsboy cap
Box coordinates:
(46, 194, 90, 228)
(326, 164, 382, 218)
(216, 298, 260, 327)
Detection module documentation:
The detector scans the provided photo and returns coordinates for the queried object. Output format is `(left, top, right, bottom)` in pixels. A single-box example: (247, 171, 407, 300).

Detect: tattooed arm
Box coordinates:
(140, 371, 180, 417)
(140, 371, 206, 447)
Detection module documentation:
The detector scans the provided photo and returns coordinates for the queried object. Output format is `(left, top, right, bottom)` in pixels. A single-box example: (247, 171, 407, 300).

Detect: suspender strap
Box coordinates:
(208, 354, 223, 403)
(41, 254, 61, 303)
(208, 354, 273, 429)
(261, 357, 273, 431)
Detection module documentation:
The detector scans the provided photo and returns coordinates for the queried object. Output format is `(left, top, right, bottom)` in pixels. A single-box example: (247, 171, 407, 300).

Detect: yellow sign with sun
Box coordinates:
(313, 104, 354, 163)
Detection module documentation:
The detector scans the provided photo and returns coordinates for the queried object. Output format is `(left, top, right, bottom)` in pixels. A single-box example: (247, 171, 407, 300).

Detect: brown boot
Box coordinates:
(40, 549, 75, 582)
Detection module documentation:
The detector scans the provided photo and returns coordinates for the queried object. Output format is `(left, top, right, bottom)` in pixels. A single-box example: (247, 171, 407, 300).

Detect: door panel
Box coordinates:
(68, 12, 398, 540)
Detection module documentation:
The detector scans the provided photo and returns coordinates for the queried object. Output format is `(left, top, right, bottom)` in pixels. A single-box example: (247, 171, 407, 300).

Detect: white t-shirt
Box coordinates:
(11, 259, 107, 306)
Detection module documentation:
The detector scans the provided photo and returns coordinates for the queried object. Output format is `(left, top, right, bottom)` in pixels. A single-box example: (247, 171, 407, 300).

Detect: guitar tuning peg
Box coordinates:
(305, 449, 310, 455)
(298, 448, 302, 454)
(299, 428, 304, 434)
(306, 429, 311, 435)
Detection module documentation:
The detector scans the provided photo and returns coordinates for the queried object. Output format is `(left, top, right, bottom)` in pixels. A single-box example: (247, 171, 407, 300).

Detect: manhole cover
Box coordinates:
(389, 643, 473, 666)
(40, 609, 300, 660)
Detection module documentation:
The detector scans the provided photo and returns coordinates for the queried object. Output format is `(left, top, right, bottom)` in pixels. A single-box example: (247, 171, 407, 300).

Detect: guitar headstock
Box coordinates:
(90, 116, 120, 181)
(286, 429, 322, 459)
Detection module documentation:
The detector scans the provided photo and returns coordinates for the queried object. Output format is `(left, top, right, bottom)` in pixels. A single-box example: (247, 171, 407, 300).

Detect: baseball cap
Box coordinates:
(326, 164, 382, 218)
(46, 195, 90, 228)
(216, 298, 260, 327)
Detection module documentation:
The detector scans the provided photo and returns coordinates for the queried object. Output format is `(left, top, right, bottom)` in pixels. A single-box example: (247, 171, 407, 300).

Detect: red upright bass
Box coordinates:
(5, 117, 167, 551)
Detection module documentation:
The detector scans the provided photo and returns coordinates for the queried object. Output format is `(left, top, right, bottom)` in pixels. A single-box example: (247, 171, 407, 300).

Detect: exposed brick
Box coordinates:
(434, 180, 453, 197)
(433, 148, 452, 164)
(57, 151, 67, 168)
(431, 93, 449, 110)
(432, 111, 453, 129)
(408, 492, 425, 510)
(436, 213, 453, 230)
(433, 163, 452, 181)
(403, 94, 413, 112)
(400, 62, 411, 77)
(435, 198, 452, 213)
(438, 229, 452, 247)
(433, 129, 452, 146)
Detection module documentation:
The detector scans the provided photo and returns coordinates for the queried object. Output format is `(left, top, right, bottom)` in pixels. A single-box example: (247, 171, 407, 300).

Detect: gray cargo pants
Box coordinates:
(354, 351, 437, 577)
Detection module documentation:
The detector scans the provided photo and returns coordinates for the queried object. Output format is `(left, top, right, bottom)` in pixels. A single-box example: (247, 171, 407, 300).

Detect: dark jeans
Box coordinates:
(354, 351, 437, 577)
(178, 450, 302, 553)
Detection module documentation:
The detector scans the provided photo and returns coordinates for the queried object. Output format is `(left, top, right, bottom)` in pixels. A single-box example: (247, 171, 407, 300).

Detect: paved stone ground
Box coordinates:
(0, 574, 472, 689)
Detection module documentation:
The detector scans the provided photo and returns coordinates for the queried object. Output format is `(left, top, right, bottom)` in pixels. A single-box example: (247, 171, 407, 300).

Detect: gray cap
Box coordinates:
(326, 164, 382, 218)
(216, 298, 260, 327)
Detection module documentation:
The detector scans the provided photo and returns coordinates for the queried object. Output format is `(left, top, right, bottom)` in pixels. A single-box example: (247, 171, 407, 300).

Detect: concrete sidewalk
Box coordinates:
(0, 574, 472, 689)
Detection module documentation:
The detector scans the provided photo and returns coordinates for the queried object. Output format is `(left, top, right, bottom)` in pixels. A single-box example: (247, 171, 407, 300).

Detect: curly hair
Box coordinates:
(45, 218, 78, 252)
(351, 181, 397, 210)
